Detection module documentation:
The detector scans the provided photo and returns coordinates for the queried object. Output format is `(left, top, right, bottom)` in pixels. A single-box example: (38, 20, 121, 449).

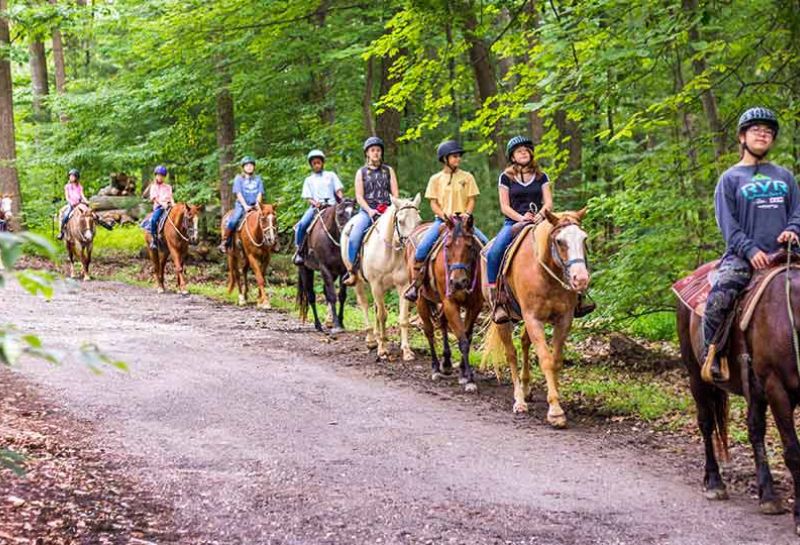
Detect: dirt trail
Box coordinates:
(2, 280, 795, 544)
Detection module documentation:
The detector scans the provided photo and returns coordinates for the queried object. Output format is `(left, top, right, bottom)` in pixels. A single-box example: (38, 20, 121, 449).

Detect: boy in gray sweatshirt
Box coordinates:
(704, 107, 800, 380)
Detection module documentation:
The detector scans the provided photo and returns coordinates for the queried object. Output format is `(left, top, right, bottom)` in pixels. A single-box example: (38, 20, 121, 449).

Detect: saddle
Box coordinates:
(140, 205, 172, 238)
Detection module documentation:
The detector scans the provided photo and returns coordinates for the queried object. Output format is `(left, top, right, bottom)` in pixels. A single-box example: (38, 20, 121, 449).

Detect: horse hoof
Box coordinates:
(703, 488, 728, 501)
(257, 301, 270, 309)
(458, 377, 468, 385)
(431, 372, 443, 381)
(329, 327, 343, 335)
(83, 276, 91, 282)
(513, 401, 529, 414)
(759, 499, 786, 515)
(377, 349, 388, 359)
(366, 339, 378, 350)
(157, 288, 165, 294)
(180, 290, 189, 296)
(402, 349, 415, 361)
(464, 383, 478, 394)
(547, 413, 568, 429)
(441, 367, 453, 376)
(795, 524, 800, 537)
(238, 299, 246, 307)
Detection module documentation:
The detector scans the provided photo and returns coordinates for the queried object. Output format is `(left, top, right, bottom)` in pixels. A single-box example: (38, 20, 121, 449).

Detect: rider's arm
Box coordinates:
(499, 185, 525, 222)
(464, 197, 476, 215)
(354, 169, 373, 215)
(782, 172, 800, 237)
(389, 166, 399, 199)
(542, 177, 553, 211)
(430, 199, 445, 219)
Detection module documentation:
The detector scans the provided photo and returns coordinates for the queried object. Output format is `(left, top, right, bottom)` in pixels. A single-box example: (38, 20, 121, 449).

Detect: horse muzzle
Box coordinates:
(83, 230, 94, 241)
(450, 272, 471, 292)
(569, 264, 590, 292)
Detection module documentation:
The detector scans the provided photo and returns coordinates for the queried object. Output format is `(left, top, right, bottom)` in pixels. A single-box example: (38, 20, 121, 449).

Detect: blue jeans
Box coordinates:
(61, 205, 74, 230)
(414, 218, 488, 261)
(486, 219, 516, 285)
(295, 206, 317, 248)
(226, 202, 247, 231)
(150, 206, 165, 236)
(347, 210, 373, 263)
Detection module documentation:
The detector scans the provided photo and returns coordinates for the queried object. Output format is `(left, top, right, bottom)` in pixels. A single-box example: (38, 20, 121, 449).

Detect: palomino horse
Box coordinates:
(406, 214, 483, 392)
(143, 203, 203, 294)
(677, 253, 800, 534)
(297, 198, 356, 333)
(342, 194, 421, 360)
(62, 204, 96, 281)
(224, 203, 279, 308)
(481, 209, 590, 428)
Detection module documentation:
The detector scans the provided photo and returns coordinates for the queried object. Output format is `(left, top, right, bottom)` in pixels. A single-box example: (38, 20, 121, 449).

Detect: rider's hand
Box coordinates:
(750, 250, 770, 270)
(368, 209, 378, 219)
(778, 230, 799, 246)
(522, 212, 537, 222)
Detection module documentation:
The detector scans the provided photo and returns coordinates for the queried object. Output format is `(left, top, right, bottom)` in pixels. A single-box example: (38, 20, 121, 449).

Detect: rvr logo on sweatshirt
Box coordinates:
(741, 174, 789, 201)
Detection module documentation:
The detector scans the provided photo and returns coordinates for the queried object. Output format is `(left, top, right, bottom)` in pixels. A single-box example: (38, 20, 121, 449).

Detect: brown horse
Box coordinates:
(406, 214, 483, 392)
(677, 257, 800, 533)
(224, 203, 279, 308)
(62, 203, 96, 281)
(143, 203, 203, 294)
(296, 199, 357, 333)
(481, 209, 590, 428)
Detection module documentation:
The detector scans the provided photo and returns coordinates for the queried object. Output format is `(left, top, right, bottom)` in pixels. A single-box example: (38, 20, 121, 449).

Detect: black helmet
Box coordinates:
(506, 136, 534, 162)
(68, 168, 80, 179)
(437, 140, 465, 163)
(363, 136, 384, 154)
(738, 107, 779, 137)
(240, 156, 256, 167)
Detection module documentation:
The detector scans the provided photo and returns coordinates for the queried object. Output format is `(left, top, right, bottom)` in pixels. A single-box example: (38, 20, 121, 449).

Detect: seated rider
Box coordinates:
(148, 165, 175, 250)
(486, 136, 553, 323)
(293, 149, 344, 265)
(57, 168, 89, 240)
(703, 107, 800, 380)
(219, 156, 264, 253)
(403, 140, 488, 302)
(342, 136, 399, 286)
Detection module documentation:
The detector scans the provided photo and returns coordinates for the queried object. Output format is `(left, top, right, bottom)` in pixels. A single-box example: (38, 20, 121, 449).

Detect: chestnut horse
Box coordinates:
(677, 255, 800, 534)
(143, 203, 203, 294)
(62, 203, 96, 281)
(296, 199, 356, 333)
(224, 203, 279, 308)
(481, 209, 590, 428)
(406, 214, 483, 392)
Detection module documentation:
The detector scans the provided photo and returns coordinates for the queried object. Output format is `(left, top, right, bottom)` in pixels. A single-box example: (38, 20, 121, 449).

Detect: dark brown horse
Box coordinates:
(224, 203, 279, 308)
(62, 203, 96, 281)
(296, 199, 356, 333)
(406, 214, 483, 392)
(144, 203, 203, 294)
(678, 258, 800, 534)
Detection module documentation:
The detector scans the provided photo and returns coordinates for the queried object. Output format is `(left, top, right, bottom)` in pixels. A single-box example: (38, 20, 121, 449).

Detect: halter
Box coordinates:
(318, 200, 352, 247)
(166, 205, 196, 244)
(389, 204, 419, 249)
(537, 220, 587, 292)
(244, 208, 277, 248)
(442, 227, 479, 298)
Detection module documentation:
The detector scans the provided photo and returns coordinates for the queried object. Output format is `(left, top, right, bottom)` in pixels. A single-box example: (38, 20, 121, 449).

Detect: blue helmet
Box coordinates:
(154, 165, 168, 176)
(506, 136, 534, 162)
(68, 168, 80, 179)
(437, 140, 465, 163)
(240, 156, 256, 167)
(363, 136, 384, 154)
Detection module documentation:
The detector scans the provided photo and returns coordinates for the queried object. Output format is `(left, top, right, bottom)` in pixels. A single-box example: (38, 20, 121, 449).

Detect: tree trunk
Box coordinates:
(554, 110, 582, 191)
(29, 40, 50, 121)
(0, 0, 20, 220)
(377, 52, 401, 166)
(216, 70, 236, 212)
(310, 1, 335, 126)
(463, 12, 504, 169)
(50, 0, 67, 95)
(363, 57, 376, 136)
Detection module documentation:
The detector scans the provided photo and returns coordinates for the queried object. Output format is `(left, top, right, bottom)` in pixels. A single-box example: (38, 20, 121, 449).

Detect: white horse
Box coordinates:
(341, 194, 421, 360)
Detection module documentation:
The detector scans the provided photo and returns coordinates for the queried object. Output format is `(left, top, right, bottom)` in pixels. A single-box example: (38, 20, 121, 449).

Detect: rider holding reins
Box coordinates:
(148, 165, 174, 250)
(220, 156, 264, 253)
(57, 168, 90, 240)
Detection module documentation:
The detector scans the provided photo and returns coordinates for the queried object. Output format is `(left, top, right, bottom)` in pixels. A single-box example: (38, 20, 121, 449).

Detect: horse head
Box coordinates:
(389, 193, 422, 246)
(77, 204, 95, 242)
(258, 203, 279, 249)
(334, 198, 357, 233)
(183, 204, 204, 245)
(544, 207, 590, 292)
(444, 213, 478, 293)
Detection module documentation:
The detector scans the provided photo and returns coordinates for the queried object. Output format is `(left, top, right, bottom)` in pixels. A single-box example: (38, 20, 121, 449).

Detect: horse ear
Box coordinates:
(575, 207, 587, 221)
(466, 213, 474, 229)
(445, 215, 455, 229)
(413, 193, 421, 207)
(544, 209, 559, 225)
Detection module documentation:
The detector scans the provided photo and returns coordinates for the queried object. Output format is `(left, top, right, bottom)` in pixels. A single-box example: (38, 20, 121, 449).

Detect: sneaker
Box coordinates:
(293, 251, 304, 265)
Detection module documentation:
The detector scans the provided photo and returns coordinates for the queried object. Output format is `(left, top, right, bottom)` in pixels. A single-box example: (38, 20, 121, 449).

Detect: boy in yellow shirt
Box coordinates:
(404, 140, 487, 302)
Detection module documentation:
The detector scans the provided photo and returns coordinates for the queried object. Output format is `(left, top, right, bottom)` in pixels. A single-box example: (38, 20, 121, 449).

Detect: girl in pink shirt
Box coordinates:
(148, 165, 174, 249)
(58, 169, 88, 240)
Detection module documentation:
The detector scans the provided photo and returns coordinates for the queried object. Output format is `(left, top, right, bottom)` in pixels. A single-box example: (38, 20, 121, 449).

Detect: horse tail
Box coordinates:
(480, 321, 508, 381)
(296, 267, 308, 323)
(712, 389, 731, 463)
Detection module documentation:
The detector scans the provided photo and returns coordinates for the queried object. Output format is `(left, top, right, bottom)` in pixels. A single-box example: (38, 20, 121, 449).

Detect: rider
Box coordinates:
(403, 140, 488, 303)
(293, 149, 344, 265)
(341, 136, 399, 286)
(57, 168, 89, 240)
(219, 156, 265, 253)
(703, 107, 800, 380)
(486, 136, 553, 323)
(148, 165, 175, 250)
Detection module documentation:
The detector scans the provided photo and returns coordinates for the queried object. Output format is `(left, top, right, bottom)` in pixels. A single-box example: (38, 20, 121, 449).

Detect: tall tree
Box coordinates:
(51, 0, 67, 95)
(0, 0, 20, 220)
(216, 67, 236, 212)
(28, 40, 50, 121)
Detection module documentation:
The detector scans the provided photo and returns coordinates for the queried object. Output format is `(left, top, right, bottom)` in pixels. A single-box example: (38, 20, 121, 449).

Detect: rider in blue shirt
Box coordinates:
(219, 156, 264, 253)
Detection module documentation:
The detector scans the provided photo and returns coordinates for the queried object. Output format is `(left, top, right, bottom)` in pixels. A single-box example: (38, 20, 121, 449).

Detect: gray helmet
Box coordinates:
(506, 136, 534, 162)
(437, 140, 465, 163)
(240, 156, 256, 167)
(363, 136, 384, 154)
(68, 168, 80, 179)
(738, 107, 779, 137)
(307, 149, 326, 164)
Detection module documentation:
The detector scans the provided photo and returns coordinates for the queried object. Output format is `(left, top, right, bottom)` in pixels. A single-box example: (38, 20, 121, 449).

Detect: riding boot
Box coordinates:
(403, 261, 427, 302)
(342, 256, 361, 286)
(701, 343, 728, 383)
(574, 292, 596, 318)
(56, 228, 65, 240)
(149, 236, 158, 250)
(293, 247, 305, 266)
(217, 229, 233, 253)
(490, 286, 510, 324)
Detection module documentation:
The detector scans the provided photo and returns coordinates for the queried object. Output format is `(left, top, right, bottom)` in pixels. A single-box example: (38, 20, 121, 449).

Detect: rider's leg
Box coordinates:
(293, 206, 317, 265)
(342, 210, 372, 286)
(404, 217, 443, 302)
(487, 219, 515, 323)
(218, 203, 244, 253)
(149, 206, 164, 250)
(57, 205, 73, 240)
(473, 225, 489, 245)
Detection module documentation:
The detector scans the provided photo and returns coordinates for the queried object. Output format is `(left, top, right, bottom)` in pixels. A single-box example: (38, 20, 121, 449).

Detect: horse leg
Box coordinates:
(444, 300, 477, 393)
(748, 374, 783, 514)
(687, 377, 729, 500)
(374, 286, 389, 359)
(417, 300, 441, 380)
(66, 242, 76, 278)
(337, 275, 347, 328)
(319, 268, 341, 332)
(169, 246, 188, 295)
(764, 374, 800, 531)
(438, 308, 453, 376)
(495, 323, 526, 413)
(521, 328, 533, 401)
(525, 315, 566, 428)
(246, 252, 269, 308)
(354, 280, 376, 349)
(158, 250, 168, 293)
(398, 289, 415, 361)
(81, 243, 92, 281)
(303, 268, 323, 332)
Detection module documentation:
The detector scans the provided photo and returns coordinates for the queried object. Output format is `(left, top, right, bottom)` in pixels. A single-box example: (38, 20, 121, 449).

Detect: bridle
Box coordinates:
(443, 219, 479, 297)
(538, 220, 588, 292)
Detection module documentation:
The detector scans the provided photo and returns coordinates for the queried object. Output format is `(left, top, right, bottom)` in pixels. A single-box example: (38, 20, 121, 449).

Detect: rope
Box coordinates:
(318, 208, 341, 247)
(166, 207, 190, 243)
(785, 240, 800, 378)
(243, 210, 267, 248)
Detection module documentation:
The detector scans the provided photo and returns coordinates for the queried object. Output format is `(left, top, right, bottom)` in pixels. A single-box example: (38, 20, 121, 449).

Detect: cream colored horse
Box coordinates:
(341, 194, 421, 360)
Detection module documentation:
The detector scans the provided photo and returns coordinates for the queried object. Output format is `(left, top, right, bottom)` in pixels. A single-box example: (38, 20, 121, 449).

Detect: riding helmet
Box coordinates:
(68, 168, 80, 179)
(437, 140, 465, 163)
(737, 107, 779, 137)
(154, 165, 168, 176)
(307, 149, 326, 164)
(240, 156, 256, 167)
(363, 136, 384, 154)
(506, 136, 534, 162)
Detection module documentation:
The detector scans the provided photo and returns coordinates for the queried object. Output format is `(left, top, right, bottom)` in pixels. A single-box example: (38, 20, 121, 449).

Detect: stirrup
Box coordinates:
(342, 271, 357, 286)
(403, 285, 418, 303)
(701, 344, 730, 383)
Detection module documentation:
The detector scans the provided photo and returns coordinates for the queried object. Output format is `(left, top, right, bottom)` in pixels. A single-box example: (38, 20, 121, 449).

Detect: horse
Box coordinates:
(405, 214, 483, 392)
(62, 203, 96, 281)
(677, 254, 800, 534)
(342, 194, 421, 360)
(224, 203, 279, 308)
(296, 198, 356, 333)
(0, 194, 12, 232)
(143, 203, 203, 294)
(481, 209, 590, 428)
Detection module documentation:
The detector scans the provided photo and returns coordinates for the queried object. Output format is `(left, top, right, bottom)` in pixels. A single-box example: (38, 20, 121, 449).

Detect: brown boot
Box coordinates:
(342, 257, 361, 286)
(403, 261, 426, 302)
(218, 228, 233, 253)
(490, 286, 510, 324)
(574, 292, 596, 318)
